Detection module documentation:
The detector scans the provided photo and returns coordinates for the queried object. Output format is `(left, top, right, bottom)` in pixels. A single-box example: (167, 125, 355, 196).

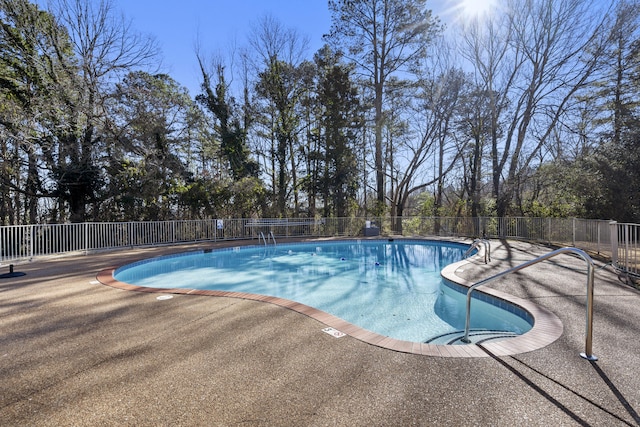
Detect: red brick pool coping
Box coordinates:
(96, 248, 563, 358)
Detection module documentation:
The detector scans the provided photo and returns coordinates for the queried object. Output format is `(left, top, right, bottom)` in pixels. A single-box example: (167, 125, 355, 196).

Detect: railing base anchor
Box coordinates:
(580, 352, 598, 361)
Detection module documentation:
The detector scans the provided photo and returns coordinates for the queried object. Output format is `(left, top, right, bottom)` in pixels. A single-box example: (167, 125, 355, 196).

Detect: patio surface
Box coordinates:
(1, 238, 639, 426)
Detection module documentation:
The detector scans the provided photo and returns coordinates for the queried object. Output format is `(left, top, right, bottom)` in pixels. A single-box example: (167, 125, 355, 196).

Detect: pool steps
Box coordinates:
(425, 329, 518, 345)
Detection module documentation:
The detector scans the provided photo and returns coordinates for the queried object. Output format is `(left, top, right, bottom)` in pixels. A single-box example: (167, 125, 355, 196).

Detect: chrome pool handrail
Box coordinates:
(464, 238, 491, 264)
(259, 232, 267, 246)
(461, 247, 597, 361)
(268, 231, 277, 246)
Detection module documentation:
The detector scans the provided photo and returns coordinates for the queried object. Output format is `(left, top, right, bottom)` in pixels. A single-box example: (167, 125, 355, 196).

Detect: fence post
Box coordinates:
(609, 221, 618, 267)
(30, 225, 34, 260)
(572, 218, 576, 247)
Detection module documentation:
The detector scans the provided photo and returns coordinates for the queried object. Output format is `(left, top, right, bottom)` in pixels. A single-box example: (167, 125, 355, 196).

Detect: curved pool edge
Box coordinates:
(439, 258, 564, 357)
(97, 266, 492, 357)
(97, 267, 561, 358)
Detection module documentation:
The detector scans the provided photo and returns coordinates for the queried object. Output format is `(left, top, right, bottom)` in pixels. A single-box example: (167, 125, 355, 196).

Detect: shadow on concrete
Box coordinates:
(479, 344, 638, 427)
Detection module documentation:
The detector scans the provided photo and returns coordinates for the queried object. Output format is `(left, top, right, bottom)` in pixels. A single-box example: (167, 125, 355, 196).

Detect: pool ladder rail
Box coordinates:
(461, 247, 597, 361)
(259, 231, 277, 246)
(465, 238, 491, 264)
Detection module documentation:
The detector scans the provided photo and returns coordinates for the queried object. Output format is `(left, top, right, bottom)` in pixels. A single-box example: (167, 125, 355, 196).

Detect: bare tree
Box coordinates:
(248, 14, 309, 69)
(459, 0, 612, 217)
(388, 66, 466, 231)
(325, 0, 441, 213)
(46, 0, 160, 221)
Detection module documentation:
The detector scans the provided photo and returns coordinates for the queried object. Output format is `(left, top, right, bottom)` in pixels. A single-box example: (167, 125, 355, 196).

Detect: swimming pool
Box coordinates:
(114, 239, 532, 344)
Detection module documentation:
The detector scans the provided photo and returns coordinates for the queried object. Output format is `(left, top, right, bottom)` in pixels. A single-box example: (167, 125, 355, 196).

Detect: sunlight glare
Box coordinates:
(459, 0, 496, 18)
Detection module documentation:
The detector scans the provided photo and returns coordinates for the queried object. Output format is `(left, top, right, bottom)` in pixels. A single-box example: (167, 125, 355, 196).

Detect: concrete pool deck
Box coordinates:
(1, 238, 639, 425)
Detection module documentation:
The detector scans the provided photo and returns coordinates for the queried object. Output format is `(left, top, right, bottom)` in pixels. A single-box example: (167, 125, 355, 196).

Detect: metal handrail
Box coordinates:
(269, 231, 277, 246)
(461, 247, 597, 361)
(464, 239, 491, 264)
(259, 232, 267, 246)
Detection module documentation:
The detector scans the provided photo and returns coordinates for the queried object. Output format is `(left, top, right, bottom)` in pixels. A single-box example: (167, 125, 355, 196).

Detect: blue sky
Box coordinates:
(39, 1, 612, 97)
(115, 0, 334, 95)
(114, 0, 454, 96)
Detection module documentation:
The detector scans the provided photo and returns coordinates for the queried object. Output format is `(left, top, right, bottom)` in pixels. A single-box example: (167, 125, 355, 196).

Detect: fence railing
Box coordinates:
(610, 221, 640, 279)
(0, 217, 636, 279)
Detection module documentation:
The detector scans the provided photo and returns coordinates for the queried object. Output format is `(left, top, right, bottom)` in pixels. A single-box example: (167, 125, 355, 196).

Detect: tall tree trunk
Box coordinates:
(288, 138, 299, 217)
(374, 83, 384, 206)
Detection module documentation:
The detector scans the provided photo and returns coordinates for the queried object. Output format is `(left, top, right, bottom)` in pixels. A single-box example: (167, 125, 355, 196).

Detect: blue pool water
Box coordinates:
(115, 240, 532, 343)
